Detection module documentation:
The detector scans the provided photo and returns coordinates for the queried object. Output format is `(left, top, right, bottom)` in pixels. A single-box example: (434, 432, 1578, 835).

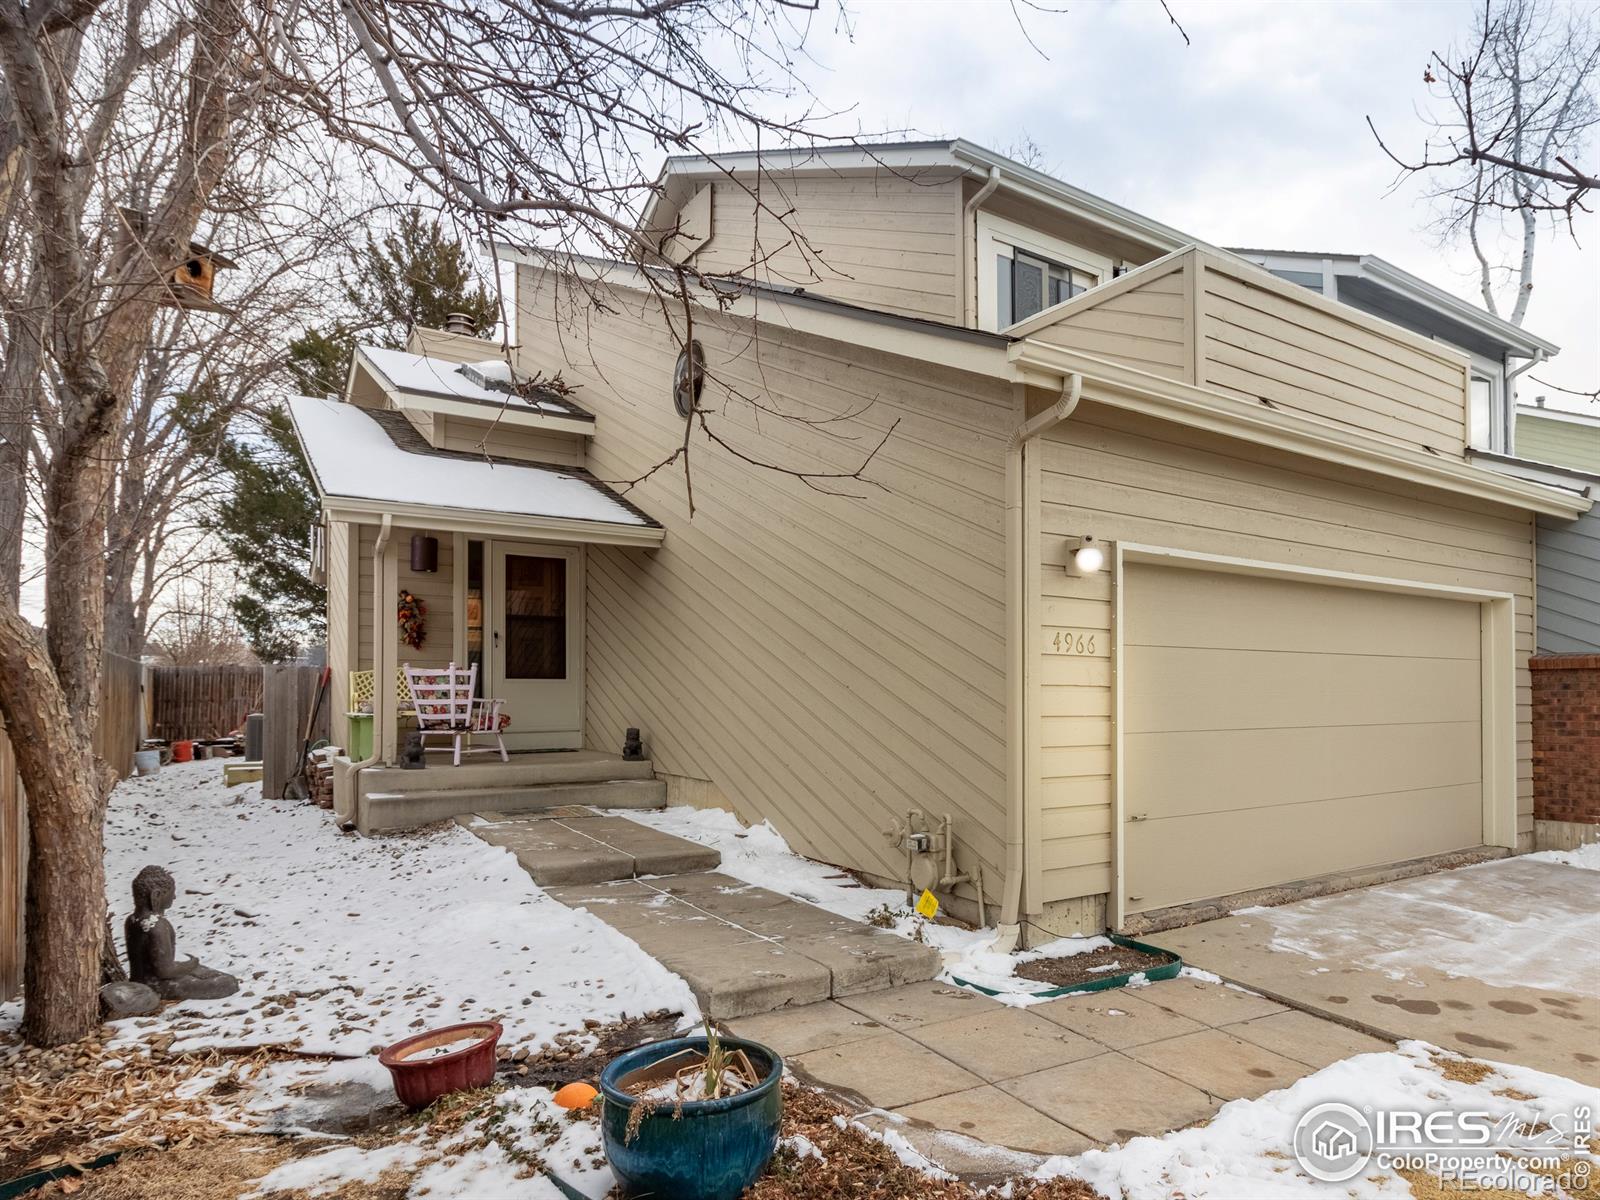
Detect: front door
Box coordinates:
(488, 542, 582, 750)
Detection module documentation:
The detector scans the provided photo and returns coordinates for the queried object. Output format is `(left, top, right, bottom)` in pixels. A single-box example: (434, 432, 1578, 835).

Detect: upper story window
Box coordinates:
(997, 252, 1098, 327)
(1469, 368, 1506, 452)
(977, 212, 1115, 331)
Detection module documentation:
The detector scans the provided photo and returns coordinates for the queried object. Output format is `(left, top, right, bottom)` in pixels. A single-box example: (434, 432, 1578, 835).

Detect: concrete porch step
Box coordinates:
(462, 809, 719, 885)
(359, 750, 656, 794)
(360, 778, 665, 833)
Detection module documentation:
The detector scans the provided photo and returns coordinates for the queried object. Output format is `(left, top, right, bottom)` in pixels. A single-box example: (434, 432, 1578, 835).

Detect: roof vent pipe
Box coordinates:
(444, 312, 477, 335)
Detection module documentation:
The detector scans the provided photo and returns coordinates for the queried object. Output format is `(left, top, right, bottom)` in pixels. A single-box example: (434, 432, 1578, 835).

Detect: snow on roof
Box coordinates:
(284, 395, 654, 527)
(357, 345, 591, 419)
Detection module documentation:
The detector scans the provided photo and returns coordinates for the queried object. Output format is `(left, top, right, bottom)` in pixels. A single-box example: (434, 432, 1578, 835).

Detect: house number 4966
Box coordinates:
(1051, 631, 1097, 656)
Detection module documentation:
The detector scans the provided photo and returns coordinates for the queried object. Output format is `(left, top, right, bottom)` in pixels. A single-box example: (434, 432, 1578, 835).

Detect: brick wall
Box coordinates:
(1529, 655, 1600, 825)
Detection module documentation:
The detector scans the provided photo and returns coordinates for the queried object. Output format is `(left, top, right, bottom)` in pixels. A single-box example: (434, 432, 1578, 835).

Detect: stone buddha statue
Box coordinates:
(124, 865, 239, 1001)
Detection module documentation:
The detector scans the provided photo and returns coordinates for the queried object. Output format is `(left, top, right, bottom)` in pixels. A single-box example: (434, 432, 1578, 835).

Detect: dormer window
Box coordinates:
(976, 212, 1114, 332)
(997, 251, 1098, 327)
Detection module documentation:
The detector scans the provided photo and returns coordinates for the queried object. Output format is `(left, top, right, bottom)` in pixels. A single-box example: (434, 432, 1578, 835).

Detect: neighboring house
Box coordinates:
(1466, 403, 1600, 656)
(1515, 400, 1600, 475)
(287, 139, 1589, 944)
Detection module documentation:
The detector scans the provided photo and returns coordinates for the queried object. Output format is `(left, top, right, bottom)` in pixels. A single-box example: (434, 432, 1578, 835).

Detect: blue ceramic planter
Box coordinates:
(600, 1035, 783, 1200)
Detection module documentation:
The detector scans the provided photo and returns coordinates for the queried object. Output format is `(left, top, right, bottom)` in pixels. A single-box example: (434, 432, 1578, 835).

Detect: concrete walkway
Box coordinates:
(547, 871, 940, 1018)
(732, 975, 1390, 1169)
(462, 809, 720, 884)
(1153, 858, 1600, 1085)
(461, 809, 940, 1018)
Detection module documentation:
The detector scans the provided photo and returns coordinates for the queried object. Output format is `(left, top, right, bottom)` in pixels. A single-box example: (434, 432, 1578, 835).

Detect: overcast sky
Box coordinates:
(792, 0, 1597, 408)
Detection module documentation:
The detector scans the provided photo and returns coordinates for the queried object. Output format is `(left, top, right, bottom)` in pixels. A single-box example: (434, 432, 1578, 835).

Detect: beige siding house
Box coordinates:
(291, 140, 1586, 944)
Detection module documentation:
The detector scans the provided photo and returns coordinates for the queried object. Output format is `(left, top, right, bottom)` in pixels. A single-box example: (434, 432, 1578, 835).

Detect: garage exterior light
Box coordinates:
(1071, 536, 1104, 575)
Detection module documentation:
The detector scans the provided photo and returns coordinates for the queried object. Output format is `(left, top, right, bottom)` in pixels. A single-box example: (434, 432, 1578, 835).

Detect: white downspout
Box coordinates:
(1504, 348, 1548, 452)
(962, 166, 1001, 328)
(997, 373, 1082, 948)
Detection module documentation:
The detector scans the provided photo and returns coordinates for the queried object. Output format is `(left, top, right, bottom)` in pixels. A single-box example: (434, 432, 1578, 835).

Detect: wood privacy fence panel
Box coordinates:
(96, 652, 145, 778)
(262, 665, 331, 800)
(1, 653, 144, 1001)
(148, 665, 264, 741)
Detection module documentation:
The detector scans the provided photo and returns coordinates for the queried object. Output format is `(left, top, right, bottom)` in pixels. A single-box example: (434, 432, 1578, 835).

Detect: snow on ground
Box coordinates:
(612, 804, 996, 965)
(0, 761, 698, 1056)
(245, 1086, 614, 1199)
(1033, 1041, 1600, 1200)
(1231, 858, 1600, 995)
(1526, 840, 1600, 870)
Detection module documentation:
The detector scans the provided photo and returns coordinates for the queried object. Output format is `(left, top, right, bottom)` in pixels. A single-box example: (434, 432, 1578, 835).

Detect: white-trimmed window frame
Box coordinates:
(1467, 352, 1509, 453)
(977, 212, 1115, 332)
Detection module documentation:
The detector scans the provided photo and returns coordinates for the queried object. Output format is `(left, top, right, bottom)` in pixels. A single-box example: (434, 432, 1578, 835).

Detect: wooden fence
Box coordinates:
(262, 665, 331, 800)
(2, 652, 144, 1001)
(148, 664, 263, 741)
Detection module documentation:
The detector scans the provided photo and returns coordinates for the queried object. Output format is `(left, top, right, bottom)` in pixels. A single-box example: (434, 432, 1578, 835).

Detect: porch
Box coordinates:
(282, 394, 666, 831)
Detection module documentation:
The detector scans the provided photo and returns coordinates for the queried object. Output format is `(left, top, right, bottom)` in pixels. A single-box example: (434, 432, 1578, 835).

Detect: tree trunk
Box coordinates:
(0, 605, 106, 1045)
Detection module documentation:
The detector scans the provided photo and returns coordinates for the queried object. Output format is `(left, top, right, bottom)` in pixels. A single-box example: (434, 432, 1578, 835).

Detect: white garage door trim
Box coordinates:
(1109, 542, 1518, 929)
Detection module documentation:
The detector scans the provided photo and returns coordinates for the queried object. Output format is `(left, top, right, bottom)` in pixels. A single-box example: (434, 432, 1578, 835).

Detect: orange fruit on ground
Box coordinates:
(553, 1081, 598, 1110)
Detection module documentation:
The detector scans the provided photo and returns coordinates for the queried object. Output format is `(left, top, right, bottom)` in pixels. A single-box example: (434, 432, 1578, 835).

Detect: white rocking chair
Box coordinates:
(402, 662, 509, 766)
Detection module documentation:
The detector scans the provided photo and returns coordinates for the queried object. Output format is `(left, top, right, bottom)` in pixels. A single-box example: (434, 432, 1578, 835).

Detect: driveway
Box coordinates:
(1152, 856, 1600, 1084)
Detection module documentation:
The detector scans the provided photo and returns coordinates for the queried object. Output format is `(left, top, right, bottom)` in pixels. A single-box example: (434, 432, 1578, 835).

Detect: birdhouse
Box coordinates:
(118, 207, 236, 311)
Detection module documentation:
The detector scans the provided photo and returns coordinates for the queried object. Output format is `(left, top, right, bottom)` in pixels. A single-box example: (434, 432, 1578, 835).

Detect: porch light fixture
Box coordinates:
(1069, 535, 1104, 575)
(410, 534, 439, 573)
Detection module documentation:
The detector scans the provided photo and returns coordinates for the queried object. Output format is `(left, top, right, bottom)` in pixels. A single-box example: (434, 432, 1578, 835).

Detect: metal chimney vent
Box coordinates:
(443, 312, 476, 335)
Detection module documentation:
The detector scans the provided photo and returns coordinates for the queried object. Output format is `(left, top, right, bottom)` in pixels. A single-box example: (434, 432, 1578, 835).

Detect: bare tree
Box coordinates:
(147, 562, 257, 665)
(0, 0, 898, 1047)
(1369, 0, 1599, 325)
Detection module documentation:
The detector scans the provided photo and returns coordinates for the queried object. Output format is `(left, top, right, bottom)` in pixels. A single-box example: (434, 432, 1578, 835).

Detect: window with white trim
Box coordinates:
(976, 212, 1114, 331)
(996, 251, 1098, 327)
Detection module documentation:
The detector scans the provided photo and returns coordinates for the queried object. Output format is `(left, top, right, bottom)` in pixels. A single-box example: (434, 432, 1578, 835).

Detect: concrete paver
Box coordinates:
(997, 1051, 1218, 1144)
(902, 1008, 1104, 1082)
(1124, 1028, 1313, 1101)
(834, 980, 993, 1030)
(893, 1086, 1094, 1156)
(1032, 990, 1207, 1049)
(792, 1031, 986, 1109)
(731, 1000, 887, 1057)
(1226, 1009, 1393, 1069)
(1133, 976, 1288, 1025)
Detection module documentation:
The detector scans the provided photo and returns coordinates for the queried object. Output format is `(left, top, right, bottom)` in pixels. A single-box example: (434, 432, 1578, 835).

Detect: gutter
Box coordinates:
(999, 373, 1082, 947)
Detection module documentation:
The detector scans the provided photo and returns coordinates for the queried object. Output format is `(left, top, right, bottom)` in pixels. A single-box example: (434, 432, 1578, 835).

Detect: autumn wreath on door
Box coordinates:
(397, 590, 427, 650)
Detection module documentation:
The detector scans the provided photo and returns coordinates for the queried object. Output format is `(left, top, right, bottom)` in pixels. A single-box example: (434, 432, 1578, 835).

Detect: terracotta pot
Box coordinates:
(378, 1021, 502, 1110)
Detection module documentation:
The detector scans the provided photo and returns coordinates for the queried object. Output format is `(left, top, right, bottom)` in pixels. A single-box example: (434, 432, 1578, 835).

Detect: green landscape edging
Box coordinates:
(949, 934, 1183, 1000)
(0, 1151, 122, 1199)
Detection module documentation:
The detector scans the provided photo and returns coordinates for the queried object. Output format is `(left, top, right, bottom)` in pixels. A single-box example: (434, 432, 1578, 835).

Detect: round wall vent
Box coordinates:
(672, 341, 705, 418)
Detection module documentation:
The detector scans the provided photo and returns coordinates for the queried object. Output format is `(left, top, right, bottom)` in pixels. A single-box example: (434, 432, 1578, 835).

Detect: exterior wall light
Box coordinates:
(1071, 535, 1104, 575)
(410, 534, 439, 573)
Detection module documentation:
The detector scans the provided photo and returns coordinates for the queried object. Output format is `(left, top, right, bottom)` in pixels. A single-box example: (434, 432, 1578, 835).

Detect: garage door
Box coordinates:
(1123, 563, 1484, 915)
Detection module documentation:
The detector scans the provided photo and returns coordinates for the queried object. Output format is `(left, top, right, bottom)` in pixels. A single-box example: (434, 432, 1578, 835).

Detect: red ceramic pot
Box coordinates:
(378, 1021, 503, 1110)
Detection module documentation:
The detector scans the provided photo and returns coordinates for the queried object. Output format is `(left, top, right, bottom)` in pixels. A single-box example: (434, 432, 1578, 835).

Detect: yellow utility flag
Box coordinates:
(915, 889, 939, 919)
